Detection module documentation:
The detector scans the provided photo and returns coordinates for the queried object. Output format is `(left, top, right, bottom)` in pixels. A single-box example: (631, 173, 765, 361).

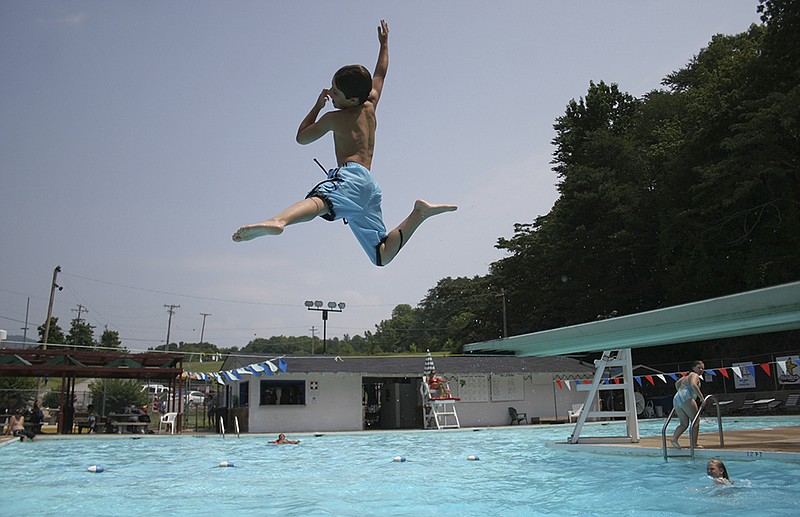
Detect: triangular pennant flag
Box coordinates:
(776, 360, 787, 375)
(266, 360, 278, 373)
(556, 379, 563, 390)
(668, 373, 678, 381)
(719, 368, 730, 379)
(732, 366, 742, 378)
(635, 376, 642, 387)
(645, 375, 654, 386)
(657, 374, 666, 384)
(251, 363, 266, 372)
(760, 363, 771, 377)
(705, 369, 717, 376)
(565, 379, 572, 390)
(747, 365, 756, 378)
(261, 363, 274, 375)
(246, 365, 263, 377)
(278, 358, 287, 372)
(236, 367, 251, 375)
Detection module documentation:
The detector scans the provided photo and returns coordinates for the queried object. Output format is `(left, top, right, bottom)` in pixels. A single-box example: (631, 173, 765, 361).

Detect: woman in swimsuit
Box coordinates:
(670, 360, 704, 449)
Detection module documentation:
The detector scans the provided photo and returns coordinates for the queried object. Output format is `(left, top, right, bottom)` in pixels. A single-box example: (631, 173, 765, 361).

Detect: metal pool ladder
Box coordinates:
(661, 394, 725, 461)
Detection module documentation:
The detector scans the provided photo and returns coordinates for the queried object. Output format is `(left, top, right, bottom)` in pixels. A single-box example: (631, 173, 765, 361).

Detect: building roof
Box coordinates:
(222, 354, 593, 376)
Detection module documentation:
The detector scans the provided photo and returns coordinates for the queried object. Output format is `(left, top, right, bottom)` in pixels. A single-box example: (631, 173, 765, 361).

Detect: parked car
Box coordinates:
(184, 391, 206, 406)
(142, 384, 170, 397)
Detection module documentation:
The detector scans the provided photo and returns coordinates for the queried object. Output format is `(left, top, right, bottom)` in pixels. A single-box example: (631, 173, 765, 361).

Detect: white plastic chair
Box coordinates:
(568, 403, 584, 423)
(159, 412, 178, 434)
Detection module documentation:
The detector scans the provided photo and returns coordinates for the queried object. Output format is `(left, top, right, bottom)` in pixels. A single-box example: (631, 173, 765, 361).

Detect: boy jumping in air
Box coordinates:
(232, 20, 457, 266)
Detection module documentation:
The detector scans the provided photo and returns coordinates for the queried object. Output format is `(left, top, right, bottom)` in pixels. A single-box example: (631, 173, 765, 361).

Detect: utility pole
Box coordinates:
(72, 304, 88, 324)
(42, 265, 62, 350)
(199, 312, 211, 343)
(164, 304, 180, 352)
(309, 326, 317, 354)
(496, 288, 508, 338)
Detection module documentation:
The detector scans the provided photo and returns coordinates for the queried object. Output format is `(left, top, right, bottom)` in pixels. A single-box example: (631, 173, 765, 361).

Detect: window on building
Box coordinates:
(260, 380, 305, 406)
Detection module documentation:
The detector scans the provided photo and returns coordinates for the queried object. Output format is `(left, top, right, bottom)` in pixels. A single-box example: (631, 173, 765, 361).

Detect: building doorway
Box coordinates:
(362, 376, 422, 429)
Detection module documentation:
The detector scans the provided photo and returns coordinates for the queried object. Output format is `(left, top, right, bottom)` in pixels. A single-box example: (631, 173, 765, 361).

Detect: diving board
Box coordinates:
(463, 281, 800, 446)
(464, 281, 800, 357)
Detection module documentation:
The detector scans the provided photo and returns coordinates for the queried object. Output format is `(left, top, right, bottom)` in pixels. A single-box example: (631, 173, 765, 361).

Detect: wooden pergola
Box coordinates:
(0, 348, 183, 433)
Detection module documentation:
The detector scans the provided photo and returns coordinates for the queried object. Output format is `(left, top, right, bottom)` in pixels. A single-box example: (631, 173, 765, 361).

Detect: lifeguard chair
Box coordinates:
(421, 351, 460, 429)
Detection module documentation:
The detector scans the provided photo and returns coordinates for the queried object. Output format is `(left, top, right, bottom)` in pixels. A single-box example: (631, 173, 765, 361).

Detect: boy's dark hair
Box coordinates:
(333, 64, 372, 104)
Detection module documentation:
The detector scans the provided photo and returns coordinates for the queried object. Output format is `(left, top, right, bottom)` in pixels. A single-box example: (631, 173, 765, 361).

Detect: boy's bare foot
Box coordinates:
(414, 199, 457, 219)
(670, 439, 681, 450)
(232, 221, 285, 242)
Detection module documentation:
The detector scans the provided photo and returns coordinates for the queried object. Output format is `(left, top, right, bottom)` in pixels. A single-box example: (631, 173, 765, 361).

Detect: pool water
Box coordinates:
(2, 417, 799, 516)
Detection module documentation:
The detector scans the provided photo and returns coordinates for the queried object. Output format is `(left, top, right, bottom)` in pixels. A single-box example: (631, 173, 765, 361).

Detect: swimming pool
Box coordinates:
(2, 417, 798, 516)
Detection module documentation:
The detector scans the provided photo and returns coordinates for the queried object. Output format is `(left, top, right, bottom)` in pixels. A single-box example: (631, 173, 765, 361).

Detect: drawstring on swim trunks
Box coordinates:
(307, 164, 348, 225)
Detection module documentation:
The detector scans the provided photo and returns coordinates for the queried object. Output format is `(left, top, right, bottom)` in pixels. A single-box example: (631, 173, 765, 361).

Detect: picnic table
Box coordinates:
(106, 413, 150, 434)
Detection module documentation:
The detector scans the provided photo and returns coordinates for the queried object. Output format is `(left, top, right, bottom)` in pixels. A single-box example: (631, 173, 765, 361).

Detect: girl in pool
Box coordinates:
(670, 360, 705, 449)
(272, 433, 300, 444)
(707, 459, 732, 486)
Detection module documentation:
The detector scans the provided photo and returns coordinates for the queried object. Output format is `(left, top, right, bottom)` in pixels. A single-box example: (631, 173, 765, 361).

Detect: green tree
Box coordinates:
(88, 379, 148, 415)
(66, 319, 95, 350)
(99, 328, 127, 353)
(0, 376, 37, 411)
(37, 317, 65, 346)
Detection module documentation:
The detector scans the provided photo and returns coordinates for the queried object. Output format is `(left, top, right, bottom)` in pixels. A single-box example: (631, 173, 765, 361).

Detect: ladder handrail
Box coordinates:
(234, 416, 241, 438)
(219, 415, 226, 439)
(661, 394, 724, 461)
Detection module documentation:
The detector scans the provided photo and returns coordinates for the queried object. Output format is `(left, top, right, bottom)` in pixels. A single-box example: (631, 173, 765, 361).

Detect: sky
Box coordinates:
(1, 1, 763, 352)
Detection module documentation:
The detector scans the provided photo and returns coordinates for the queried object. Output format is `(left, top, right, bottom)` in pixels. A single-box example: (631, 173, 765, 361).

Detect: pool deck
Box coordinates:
(549, 425, 800, 461)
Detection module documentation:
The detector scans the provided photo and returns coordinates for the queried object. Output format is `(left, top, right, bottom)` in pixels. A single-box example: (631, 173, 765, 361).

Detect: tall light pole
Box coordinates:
(42, 265, 62, 350)
(199, 312, 211, 343)
(304, 300, 345, 355)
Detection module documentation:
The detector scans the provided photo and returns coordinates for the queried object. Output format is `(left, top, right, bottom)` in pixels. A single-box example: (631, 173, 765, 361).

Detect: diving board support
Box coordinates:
(568, 348, 640, 444)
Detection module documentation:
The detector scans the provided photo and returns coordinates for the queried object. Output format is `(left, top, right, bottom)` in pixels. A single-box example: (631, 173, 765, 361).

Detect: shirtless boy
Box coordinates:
(4, 408, 36, 442)
(233, 20, 456, 266)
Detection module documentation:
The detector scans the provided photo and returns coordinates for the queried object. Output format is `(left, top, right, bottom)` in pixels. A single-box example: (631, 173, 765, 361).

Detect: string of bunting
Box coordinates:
(184, 357, 287, 385)
(553, 358, 796, 391)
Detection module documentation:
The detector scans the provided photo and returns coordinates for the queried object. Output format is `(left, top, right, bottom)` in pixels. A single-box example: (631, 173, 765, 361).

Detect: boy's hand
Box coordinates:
(377, 19, 388, 46)
(315, 89, 331, 110)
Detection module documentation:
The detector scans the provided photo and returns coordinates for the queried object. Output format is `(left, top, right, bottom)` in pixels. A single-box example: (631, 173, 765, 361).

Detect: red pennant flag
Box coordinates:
(645, 375, 654, 386)
(556, 379, 563, 390)
(719, 368, 730, 379)
(760, 363, 771, 376)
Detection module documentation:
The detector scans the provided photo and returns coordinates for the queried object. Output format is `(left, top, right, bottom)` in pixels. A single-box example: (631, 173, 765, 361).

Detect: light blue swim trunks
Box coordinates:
(306, 162, 388, 266)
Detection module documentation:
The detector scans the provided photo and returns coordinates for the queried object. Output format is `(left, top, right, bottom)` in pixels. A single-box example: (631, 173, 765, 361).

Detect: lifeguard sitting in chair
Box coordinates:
(427, 370, 451, 398)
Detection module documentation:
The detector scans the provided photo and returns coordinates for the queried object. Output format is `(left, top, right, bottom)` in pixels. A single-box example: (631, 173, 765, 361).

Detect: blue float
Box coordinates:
(392, 456, 407, 462)
(218, 461, 236, 468)
(87, 465, 104, 473)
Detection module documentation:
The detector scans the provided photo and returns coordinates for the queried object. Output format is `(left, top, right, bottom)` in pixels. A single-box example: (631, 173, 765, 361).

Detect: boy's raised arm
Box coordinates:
(296, 89, 332, 145)
(370, 19, 389, 106)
